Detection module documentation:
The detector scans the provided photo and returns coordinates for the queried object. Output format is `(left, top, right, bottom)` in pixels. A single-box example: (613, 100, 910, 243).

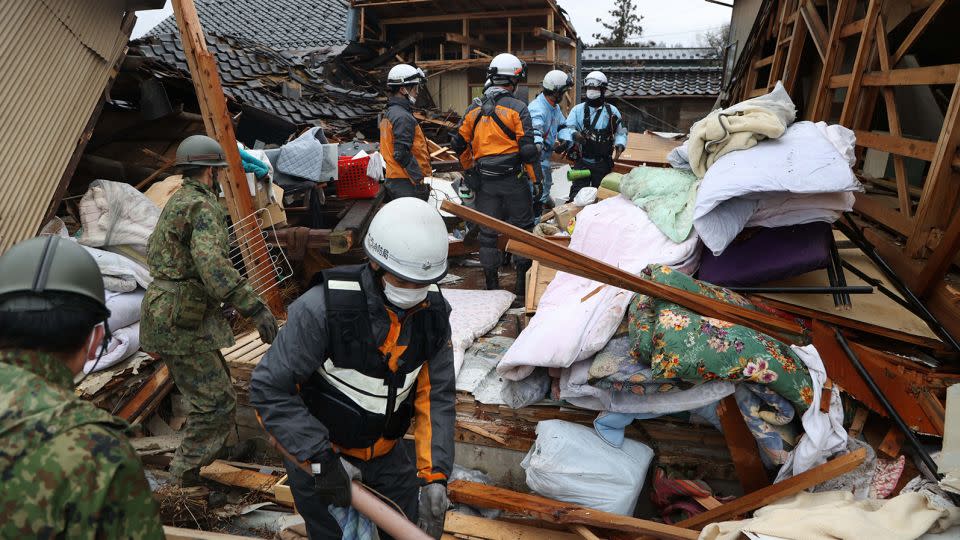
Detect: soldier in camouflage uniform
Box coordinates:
(141, 134, 278, 485)
(0, 236, 164, 539)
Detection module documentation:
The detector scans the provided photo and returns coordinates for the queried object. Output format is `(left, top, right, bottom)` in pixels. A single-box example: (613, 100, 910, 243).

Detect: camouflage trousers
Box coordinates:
(166, 350, 237, 479)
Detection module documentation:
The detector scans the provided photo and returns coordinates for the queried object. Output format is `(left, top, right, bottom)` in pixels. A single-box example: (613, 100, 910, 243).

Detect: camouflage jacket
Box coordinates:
(141, 177, 262, 355)
(0, 349, 164, 539)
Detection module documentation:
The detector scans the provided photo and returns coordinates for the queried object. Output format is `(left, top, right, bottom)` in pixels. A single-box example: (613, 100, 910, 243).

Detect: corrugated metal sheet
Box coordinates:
(0, 0, 128, 254)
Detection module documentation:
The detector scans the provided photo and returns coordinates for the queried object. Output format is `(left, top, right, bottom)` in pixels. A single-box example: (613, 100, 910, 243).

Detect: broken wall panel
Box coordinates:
(0, 0, 132, 254)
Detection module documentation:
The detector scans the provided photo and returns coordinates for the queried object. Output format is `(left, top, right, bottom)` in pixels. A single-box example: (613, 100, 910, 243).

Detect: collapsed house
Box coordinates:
(2, 0, 960, 539)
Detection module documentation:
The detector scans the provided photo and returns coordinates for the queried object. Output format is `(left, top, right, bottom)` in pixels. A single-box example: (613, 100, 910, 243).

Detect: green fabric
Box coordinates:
(141, 177, 263, 355)
(600, 172, 622, 192)
(0, 349, 164, 539)
(591, 265, 814, 413)
(619, 166, 700, 243)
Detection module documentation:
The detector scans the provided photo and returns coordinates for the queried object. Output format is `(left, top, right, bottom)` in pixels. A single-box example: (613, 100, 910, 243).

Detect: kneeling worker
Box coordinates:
(380, 63, 432, 201)
(251, 198, 455, 539)
(0, 236, 163, 538)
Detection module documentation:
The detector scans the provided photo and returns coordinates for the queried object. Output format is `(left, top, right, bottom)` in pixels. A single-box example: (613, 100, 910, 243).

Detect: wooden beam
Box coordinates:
(831, 65, 960, 87)
(570, 525, 602, 540)
(330, 195, 381, 255)
(907, 68, 960, 259)
(753, 55, 775, 69)
(447, 480, 699, 539)
(839, 18, 864, 38)
(799, 0, 828, 61)
(171, 0, 282, 315)
(891, 0, 946, 65)
(534, 27, 576, 46)
(853, 130, 936, 161)
(507, 17, 512, 53)
(445, 32, 495, 52)
(853, 193, 913, 236)
(117, 364, 172, 422)
(718, 395, 771, 494)
(783, 14, 808, 94)
(444, 512, 580, 540)
(839, 0, 879, 126)
(199, 460, 279, 493)
(675, 448, 868, 529)
(809, 0, 854, 119)
(381, 8, 551, 25)
(547, 11, 556, 63)
(462, 19, 470, 59)
(165, 526, 256, 539)
(874, 19, 912, 217)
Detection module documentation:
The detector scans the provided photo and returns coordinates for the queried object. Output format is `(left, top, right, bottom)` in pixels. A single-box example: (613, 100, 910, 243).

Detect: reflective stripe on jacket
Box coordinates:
(379, 96, 431, 180)
(249, 264, 455, 484)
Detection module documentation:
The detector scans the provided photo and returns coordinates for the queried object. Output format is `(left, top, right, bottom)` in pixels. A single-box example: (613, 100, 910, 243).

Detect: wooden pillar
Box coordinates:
(439, 42, 445, 61)
(507, 17, 512, 54)
(838, 0, 879, 126)
(547, 11, 556, 63)
(171, 0, 283, 315)
(462, 19, 470, 59)
(359, 8, 365, 42)
(414, 44, 419, 63)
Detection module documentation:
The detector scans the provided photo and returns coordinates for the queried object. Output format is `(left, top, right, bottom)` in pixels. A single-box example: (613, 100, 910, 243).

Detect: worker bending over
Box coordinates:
(559, 70, 628, 201)
(250, 198, 455, 539)
(380, 63, 432, 201)
(141, 135, 278, 486)
(450, 53, 543, 296)
(0, 236, 163, 539)
(528, 69, 573, 216)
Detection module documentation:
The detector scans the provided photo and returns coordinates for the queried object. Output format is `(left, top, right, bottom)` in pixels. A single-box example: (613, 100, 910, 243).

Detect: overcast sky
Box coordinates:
(132, 0, 731, 45)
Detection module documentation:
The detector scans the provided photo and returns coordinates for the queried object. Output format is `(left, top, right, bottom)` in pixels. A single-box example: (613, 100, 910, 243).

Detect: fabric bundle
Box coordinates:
(83, 322, 141, 374)
(81, 245, 152, 291)
(78, 179, 161, 256)
(618, 166, 701, 243)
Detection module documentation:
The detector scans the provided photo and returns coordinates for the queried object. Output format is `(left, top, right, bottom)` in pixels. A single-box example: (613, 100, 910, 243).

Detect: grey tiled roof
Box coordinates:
(148, 0, 351, 49)
(130, 32, 382, 129)
(591, 66, 723, 97)
(583, 47, 719, 62)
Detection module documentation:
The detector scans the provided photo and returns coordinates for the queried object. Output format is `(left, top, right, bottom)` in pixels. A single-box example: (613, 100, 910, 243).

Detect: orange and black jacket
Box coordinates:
(450, 87, 543, 184)
(249, 264, 454, 485)
(379, 96, 432, 181)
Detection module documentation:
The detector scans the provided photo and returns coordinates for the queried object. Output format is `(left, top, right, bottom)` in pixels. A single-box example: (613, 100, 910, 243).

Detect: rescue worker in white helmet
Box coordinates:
(558, 70, 628, 201)
(528, 69, 574, 216)
(250, 198, 455, 540)
(380, 63, 432, 201)
(450, 53, 543, 297)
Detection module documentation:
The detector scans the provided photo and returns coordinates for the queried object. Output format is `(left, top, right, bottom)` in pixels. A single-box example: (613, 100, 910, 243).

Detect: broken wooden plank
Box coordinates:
(717, 395, 770, 494)
(199, 460, 279, 493)
(448, 480, 699, 540)
(117, 364, 172, 422)
(444, 512, 580, 540)
(164, 526, 257, 540)
(569, 525, 602, 540)
(675, 448, 867, 529)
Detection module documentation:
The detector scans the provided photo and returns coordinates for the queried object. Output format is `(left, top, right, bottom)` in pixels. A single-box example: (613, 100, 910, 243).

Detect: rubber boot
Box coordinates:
(484, 269, 500, 290)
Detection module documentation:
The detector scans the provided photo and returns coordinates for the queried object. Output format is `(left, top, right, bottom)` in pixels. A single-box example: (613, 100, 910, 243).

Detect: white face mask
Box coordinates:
(585, 89, 602, 100)
(383, 280, 430, 309)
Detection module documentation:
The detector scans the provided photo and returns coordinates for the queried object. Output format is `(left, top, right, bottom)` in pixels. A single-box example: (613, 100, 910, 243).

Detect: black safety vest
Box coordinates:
(581, 103, 617, 159)
(300, 265, 448, 449)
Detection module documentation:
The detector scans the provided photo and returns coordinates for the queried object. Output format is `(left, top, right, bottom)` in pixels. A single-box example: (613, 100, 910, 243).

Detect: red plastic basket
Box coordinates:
(335, 155, 379, 199)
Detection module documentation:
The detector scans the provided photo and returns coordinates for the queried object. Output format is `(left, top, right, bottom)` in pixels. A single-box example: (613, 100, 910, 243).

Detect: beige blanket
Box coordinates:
(699, 490, 960, 540)
(687, 81, 797, 178)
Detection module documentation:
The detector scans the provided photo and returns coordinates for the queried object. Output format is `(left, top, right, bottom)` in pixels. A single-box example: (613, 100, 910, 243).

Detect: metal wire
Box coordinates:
(227, 208, 293, 296)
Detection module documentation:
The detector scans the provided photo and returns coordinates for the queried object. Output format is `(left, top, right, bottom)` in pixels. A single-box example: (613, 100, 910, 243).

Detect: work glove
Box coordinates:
(252, 305, 278, 344)
(313, 455, 361, 508)
(532, 182, 544, 202)
(417, 482, 450, 539)
(572, 131, 585, 144)
(553, 140, 569, 154)
(614, 144, 626, 160)
(536, 142, 544, 155)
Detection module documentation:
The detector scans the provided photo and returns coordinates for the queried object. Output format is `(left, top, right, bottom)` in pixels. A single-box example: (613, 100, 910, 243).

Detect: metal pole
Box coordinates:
(730, 286, 874, 294)
(832, 327, 941, 481)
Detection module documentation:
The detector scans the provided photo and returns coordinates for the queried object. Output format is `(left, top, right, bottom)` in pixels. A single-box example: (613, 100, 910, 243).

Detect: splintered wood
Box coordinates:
(198, 460, 280, 494)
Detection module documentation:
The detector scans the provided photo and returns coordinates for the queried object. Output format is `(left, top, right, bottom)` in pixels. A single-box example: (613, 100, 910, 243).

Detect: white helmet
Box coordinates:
(487, 53, 527, 85)
(364, 198, 449, 284)
(584, 71, 608, 89)
(387, 63, 425, 88)
(542, 70, 572, 93)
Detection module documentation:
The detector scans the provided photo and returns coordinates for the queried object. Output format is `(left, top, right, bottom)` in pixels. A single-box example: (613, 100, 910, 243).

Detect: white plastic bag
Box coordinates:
(573, 187, 598, 207)
(521, 420, 653, 515)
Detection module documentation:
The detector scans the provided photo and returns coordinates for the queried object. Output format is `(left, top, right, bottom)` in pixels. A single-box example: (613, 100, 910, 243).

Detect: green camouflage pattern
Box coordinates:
(165, 351, 237, 479)
(141, 176, 263, 355)
(0, 349, 163, 539)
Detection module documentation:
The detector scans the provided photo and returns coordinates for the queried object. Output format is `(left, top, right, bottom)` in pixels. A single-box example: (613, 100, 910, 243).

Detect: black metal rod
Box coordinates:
(824, 253, 842, 307)
(833, 327, 942, 481)
(836, 219, 960, 354)
(840, 260, 918, 313)
(830, 240, 852, 308)
(731, 286, 875, 294)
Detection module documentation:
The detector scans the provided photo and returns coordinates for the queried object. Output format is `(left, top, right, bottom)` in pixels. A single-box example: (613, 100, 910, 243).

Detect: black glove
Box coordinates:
(418, 482, 450, 539)
(532, 182, 543, 202)
(313, 454, 355, 508)
(614, 144, 626, 160)
(252, 306, 278, 344)
(553, 140, 569, 154)
(572, 131, 585, 144)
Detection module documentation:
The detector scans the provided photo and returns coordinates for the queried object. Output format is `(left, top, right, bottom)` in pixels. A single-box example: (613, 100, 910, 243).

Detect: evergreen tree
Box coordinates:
(592, 0, 645, 47)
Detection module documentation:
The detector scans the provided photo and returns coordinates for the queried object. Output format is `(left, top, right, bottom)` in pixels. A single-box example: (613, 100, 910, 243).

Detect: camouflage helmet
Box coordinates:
(0, 236, 107, 314)
(176, 134, 228, 167)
